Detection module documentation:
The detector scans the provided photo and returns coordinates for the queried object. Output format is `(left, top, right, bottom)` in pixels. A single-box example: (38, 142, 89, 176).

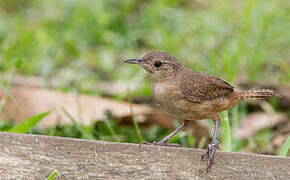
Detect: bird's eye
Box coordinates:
(154, 60, 162, 68)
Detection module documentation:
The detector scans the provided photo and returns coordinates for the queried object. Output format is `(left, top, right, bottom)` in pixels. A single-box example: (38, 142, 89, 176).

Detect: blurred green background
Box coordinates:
(0, 0, 289, 155)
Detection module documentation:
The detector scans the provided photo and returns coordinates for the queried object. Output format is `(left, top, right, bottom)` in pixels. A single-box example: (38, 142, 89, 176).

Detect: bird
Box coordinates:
(123, 51, 279, 169)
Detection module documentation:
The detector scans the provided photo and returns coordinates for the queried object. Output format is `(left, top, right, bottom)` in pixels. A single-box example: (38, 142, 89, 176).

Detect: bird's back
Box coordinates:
(177, 67, 234, 103)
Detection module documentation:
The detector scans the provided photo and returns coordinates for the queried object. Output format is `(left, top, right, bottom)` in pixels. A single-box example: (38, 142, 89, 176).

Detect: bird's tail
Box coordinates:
(237, 89, 280, 100)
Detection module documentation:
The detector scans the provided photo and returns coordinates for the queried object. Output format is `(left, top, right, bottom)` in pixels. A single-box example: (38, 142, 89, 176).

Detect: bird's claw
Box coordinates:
(201, 140, 219, 170)
(139, 141, 181, 148)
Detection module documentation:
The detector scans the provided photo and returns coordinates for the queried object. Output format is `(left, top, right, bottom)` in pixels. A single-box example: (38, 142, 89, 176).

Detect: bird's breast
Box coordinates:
(151, 81, 184, 114)
(152, 81, 180, 101)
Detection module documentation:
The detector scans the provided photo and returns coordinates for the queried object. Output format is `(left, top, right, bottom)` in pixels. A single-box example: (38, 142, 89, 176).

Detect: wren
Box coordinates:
(123, 51, 279, 169)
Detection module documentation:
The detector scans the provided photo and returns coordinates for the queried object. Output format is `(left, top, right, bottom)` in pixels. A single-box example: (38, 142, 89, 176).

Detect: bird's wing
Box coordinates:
(179, 71, 234, 103)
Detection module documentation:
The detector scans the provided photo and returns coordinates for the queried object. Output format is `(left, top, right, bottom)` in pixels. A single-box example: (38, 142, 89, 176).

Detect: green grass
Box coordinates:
(103, 111, 121, 142)
(221, 111, 231, 152)
(278, 136, 290, 157)
(9, 111, 50, 133)
(0, 69, 20, 113)
(47, 169, 57, 180)
(0, 0, 288, 84)
(128, 90, 142, 142)
(61, 107, 94, 139)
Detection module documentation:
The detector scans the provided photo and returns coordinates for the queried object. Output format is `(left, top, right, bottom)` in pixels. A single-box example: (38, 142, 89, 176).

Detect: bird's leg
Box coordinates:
(201, 117, 220, 169)
(139, 120, 186, 148)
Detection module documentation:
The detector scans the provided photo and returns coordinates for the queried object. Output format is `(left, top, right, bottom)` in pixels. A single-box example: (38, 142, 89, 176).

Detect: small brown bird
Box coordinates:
(123, 51, 279, 168)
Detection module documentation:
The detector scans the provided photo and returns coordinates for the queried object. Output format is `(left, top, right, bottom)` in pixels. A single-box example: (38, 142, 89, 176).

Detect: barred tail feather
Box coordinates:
(237, 89, 280, 100)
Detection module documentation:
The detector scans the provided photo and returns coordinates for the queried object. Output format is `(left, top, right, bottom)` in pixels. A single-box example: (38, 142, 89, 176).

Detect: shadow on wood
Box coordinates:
(0, 132, 289, 179)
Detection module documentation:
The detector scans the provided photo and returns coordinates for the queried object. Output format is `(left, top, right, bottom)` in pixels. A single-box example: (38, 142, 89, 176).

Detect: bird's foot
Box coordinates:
(201, 139, 219, 170)
(139, 140, 181, 148)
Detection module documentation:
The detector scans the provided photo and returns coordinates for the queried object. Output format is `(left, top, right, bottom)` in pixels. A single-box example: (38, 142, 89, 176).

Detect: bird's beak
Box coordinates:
(123, 58, 142, 64)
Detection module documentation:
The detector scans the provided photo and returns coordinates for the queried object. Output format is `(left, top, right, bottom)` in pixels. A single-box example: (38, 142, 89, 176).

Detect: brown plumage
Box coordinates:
(237, 89, 280, 100)
(123, 51, 280, 169)
(179, 69, 234, 103)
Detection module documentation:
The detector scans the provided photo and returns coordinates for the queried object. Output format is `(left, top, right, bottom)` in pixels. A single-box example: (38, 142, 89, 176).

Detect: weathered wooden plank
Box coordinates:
(0, 132, 289, 179)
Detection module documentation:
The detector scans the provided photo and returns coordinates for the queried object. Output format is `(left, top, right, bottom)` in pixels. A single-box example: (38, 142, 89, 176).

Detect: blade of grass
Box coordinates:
(187, 135, 196, 147)
(47, 169, 57, 180)
(221, 110, 231, 152)
(128, 90, 142, 142)
(231, 106, 239, 138)
(103, 111, 120, 142)
(197, 136, 207, 149)
(0, 83, 21, 113)
(9, 111, 51, 133)
(61, 107, 94, 139)
(278, 136, 290, 157)
(0, 67, 21, 111)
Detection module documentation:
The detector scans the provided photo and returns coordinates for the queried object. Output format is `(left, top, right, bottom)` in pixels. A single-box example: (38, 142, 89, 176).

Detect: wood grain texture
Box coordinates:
(0, 132, 289, 179)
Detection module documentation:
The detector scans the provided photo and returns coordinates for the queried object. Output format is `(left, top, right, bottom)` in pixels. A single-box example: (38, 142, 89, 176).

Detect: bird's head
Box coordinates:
(123, 51, 182, 80)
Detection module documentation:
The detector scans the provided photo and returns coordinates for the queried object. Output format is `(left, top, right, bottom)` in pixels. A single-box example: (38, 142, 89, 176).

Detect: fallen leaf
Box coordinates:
(0, 85, 210, 138)
(236, 112, 288, 139)
(272, 133, 290, 149)
(0, 86, 151, 127)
